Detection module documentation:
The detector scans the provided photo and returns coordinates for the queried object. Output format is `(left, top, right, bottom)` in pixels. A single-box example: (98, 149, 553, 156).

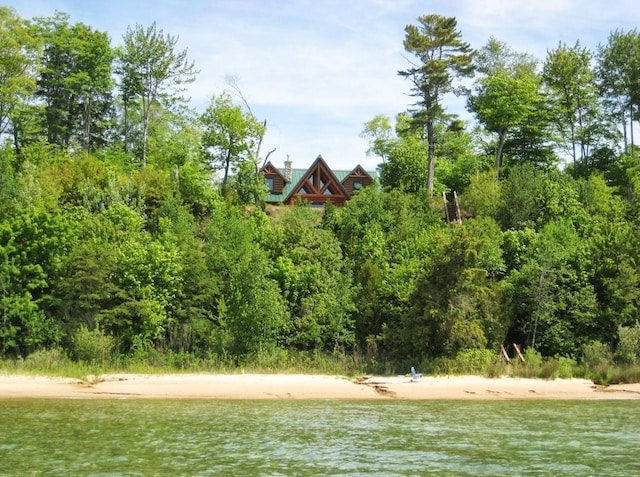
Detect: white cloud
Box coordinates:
(10, 0, 640, 170)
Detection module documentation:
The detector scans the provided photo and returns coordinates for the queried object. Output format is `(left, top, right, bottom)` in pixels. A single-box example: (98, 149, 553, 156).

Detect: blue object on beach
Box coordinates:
(410, 366, 423, 382)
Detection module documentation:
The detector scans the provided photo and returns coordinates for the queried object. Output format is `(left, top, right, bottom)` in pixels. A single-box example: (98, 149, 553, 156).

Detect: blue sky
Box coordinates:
(9, 0, 640, 170)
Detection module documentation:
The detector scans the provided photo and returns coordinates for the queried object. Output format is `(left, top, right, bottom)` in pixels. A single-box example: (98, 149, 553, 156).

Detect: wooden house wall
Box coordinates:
(265, 173, 286, 194)
(342, 175, 372, 195)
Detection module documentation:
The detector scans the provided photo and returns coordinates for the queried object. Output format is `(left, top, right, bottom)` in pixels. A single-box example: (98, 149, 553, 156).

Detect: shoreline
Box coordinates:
(1, 373, 640, 400)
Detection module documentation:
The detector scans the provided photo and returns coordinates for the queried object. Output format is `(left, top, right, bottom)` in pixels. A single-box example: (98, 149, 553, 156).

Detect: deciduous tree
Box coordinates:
(117, 22, 197, 165)
(597, 29, 640, 152)
(0, 7, 40, 142)
(34, 12, 114, 150)
(543, 41, 607, 172)
(200, 92, 265, 194)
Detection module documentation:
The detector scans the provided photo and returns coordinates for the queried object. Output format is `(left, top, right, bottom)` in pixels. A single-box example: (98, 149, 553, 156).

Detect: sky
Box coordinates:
(8, 0, 640, 171)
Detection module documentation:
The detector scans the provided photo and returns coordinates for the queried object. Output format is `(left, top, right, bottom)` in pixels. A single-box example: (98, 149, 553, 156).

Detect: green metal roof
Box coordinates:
(263, 166, 379, 204)
(263, 168, 306, 203)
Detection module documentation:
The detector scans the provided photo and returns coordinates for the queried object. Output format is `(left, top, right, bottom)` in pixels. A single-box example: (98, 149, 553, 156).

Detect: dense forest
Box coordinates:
(1, 7, 640, 374)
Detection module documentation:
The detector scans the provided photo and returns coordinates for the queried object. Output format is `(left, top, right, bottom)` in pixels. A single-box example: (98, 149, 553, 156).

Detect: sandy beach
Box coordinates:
(2, 373, 640, 400)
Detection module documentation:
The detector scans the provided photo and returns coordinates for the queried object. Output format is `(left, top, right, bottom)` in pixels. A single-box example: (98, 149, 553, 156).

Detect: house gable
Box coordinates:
(284, 155, 350, 206)
(341, 165, 374, 195)
(261, 161, 287, 195)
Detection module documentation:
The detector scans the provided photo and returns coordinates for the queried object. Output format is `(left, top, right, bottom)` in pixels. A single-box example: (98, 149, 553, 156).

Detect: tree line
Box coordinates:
(1, 7, 640, 372)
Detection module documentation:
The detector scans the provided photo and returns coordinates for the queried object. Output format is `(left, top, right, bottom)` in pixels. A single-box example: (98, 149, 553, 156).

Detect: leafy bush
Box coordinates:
(588, 364, 640, 385)
(539, 356, 576, 379)
(23, 348, 70, 371)
(514, 347, 544, 377)
(615, 323, 640, 365)
(581, 340, 613, 368)
(450, 349, 497, 374)
(509, 348, 577, 379)
(71, 325, 115, 365)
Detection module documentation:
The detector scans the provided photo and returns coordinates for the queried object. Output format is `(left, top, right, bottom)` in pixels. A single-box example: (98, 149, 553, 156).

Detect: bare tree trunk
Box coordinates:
(123, 100, 129, 154)
(630, 104, 635, 151)
(570, 120, 577, 176)
(140, 94, 152, 167)
(622, 107, 628, 154)
(426, 121, 435, 193)
(82, 97, 91, 151)
(222, 144, 232, 186)
(496, 129, 507, 179)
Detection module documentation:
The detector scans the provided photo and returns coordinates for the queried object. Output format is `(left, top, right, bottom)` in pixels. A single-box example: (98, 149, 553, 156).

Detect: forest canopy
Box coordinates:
(2, 7, 640, 374)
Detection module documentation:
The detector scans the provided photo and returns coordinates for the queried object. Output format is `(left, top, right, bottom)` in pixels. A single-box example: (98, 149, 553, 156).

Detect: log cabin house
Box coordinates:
(262, 155, 376, 206)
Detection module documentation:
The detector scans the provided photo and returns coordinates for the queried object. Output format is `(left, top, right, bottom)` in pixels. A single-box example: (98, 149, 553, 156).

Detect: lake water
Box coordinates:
(1, 399, 639, 476)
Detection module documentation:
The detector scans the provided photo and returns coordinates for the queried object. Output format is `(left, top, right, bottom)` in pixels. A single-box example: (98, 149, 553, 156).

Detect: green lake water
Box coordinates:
(1, 399, 639, 476)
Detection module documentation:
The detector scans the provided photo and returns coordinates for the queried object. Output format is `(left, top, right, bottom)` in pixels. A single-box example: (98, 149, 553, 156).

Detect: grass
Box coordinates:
(0, 347, 367, 382)
(3, 347, 640, 385)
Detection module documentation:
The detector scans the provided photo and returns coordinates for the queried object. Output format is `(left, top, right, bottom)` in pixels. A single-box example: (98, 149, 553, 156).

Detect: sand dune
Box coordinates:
(1, 373, 640, 400)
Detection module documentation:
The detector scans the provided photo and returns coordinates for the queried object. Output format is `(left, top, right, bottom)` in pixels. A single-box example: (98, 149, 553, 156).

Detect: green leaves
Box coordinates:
(200, 92, 265, 195)
(399, 14, 474, 193)
(469, 62, 547, 176)
(0, 7, 40, 138)
(597, 29, 640, 152)
(34, 12, 114, 150)
(543, 41, 602, 169)
(265, 207, 354, 352)
(205, 206, 286, 357)
(117, 21, 198, 165)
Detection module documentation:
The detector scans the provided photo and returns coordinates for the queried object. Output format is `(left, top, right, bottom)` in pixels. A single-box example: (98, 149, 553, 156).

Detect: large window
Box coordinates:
(265, 177, 274, 192)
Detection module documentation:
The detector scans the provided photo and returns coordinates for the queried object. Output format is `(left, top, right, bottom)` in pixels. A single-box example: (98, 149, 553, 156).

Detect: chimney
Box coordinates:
(284, 155, 292, 182)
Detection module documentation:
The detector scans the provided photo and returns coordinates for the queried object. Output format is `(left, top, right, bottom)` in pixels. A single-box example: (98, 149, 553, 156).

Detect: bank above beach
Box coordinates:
(1, 373, 640, 400)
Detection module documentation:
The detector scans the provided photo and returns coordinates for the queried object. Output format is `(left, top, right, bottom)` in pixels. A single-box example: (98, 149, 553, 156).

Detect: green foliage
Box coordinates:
(3, 7, 640, 380)
(399, 14, 474, 193)
(360, 114, 395, 161)
(508, 347, 579, 379)
(117, 21, 197, 164)
(543, 41, 607, 169)
(33, 12, 114, 150)
(462, 170, 501, 218)
(497, 164, 545, 229)
(512, 347, 544, 378)
(205, 205, 287, 357)
(544, 356, 577, 379)
(397, 217, 508, 364)
(200, 92, 265, 188)
(615, 322, 640, 365)
(469, 66, 546, 176)
(266, 206, 355, 352)
(597, 29, 640, 154)
(379, 134, 428, 192)
(21, 348, 71, 372)
(587, 364, 640, 385)
(0, 6, 41, 140)
(449, 348, 498, 375)
(581, 340, 613, 368)
(507, 219, 598, 357)
(436, 121, 492, 194)
(0, 146, 21, 219)
(71, 324, 114, 364)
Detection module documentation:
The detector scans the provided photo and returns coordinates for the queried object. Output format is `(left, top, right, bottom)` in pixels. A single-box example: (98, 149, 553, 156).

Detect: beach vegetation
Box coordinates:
(1, 7, 640, 384)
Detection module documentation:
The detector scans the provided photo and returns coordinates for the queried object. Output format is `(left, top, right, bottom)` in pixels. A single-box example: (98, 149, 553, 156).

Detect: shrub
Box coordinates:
(588, 364, 640, 385)
(514, 347, 544, 378)
(615, 323, 640, 365)
(540, 356, 576, 379)
(23, 348, 70, 371)
(581, 340, 613, 368)
(71, 325, 115, 365)
(450, 349, 497, 374)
